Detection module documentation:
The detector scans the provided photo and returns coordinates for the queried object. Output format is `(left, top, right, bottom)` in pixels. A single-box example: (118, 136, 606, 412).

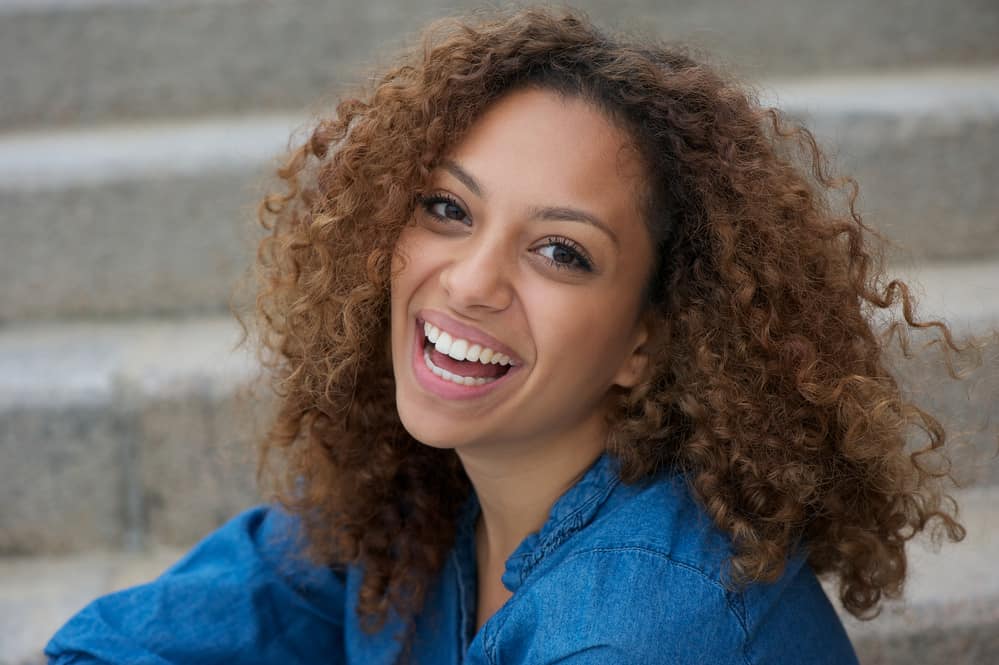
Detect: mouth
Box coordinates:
(410, 317, 520, 400)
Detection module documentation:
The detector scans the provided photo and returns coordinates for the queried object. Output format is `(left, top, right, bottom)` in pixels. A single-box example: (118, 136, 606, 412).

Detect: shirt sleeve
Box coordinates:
(44, 505, 346, 665)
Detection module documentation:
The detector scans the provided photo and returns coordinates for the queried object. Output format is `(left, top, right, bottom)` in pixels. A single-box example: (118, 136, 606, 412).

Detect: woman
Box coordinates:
(47, 6, 966, 664)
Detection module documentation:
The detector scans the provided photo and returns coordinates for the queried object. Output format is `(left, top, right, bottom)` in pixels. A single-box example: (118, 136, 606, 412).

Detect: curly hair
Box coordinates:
(246, 5, 968, 635)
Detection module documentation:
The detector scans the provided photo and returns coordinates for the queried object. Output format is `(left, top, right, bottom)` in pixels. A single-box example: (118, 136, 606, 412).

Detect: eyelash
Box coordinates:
(417, 193, 595, 274)
(419, 193, 468, 224)
(538, 235, 593, 273)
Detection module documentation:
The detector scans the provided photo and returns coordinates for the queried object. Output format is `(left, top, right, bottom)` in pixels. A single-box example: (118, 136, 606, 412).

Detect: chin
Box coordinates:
(395, 394, 468, 450)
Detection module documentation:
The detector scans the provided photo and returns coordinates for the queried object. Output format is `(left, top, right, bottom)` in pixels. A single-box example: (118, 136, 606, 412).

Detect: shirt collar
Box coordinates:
(456, 452, 622, 594)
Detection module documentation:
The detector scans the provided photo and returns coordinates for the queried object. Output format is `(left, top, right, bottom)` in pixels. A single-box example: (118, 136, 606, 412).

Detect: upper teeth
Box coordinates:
(424, 322, 514, 366)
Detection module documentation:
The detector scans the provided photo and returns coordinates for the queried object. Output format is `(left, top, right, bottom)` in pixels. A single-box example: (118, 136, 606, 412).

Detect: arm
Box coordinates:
(45, 506, 346, 665)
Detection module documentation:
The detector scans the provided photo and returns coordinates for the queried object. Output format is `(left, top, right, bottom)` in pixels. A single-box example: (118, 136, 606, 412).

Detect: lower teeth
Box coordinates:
(424, 347, 498, 387)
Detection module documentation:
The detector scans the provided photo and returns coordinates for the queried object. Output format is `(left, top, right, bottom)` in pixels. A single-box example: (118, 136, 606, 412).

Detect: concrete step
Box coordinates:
(0, 258, 996, 556)
(1, 0, 998, 131)
(835, 485, 999, 665)
(0, 317, 263, 555)
(2, 68, 997, 321)
(1, 486, 996, 665)
(0, 113, 299, 322)
(762, 67, 999, 267)
(0, 547, 185, 665)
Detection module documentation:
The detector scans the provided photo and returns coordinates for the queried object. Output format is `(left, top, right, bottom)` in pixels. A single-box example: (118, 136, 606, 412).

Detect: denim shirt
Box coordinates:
(46, 453, 859, 664)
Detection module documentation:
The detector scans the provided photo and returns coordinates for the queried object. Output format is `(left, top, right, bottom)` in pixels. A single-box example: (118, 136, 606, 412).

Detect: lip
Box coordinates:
(416, 309, 522, 364)
(410, 317, 523, 401)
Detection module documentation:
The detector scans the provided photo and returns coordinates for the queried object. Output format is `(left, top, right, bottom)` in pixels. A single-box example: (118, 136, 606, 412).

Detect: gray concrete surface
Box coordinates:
(768, 68, 999, 265)
(839, 486, 999, 665)
(1, 403, 128, 554)
(0, 318, 262, 553)
(2, 0, 998, 131)
(0, 171, 266, 321)
(0, 114, 300, 190)
(882, 261, 999, 490)
(0, 114, 299, 322)
(0, 547, 185, 665)
(2, 69, 997, 321)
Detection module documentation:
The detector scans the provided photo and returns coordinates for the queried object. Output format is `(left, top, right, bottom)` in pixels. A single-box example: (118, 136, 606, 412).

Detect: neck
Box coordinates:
(457, 421, 607, 567)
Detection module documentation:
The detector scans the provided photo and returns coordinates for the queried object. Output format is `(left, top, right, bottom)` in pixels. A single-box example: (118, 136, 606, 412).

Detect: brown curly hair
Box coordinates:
(246, 5, 968, 635)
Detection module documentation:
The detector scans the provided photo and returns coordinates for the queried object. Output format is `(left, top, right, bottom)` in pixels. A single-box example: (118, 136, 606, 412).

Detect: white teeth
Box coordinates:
(423, 347, 497, 387)
(434, 331, 453, 355)
(422, 321, 516, 367)
(491, 353, 510, 366)
(448, 338, 468, 362)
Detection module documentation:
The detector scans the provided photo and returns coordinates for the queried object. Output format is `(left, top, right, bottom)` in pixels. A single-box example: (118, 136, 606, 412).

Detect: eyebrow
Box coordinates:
(438, 158, 619, 245)
(441, 159, 484, 198)
(527, 204, 619, 245)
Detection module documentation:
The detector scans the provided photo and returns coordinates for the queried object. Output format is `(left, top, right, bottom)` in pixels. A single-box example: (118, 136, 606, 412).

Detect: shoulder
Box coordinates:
(482, 474, 747, 664)
(484, 544, 748, 664)
(44, 505, 346, 665)
(482, 473, 858, 665)
(577, 471, 739, 581)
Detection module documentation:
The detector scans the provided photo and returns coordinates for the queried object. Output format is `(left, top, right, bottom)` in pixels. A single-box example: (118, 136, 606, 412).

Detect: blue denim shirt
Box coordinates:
(46, 453, 859, 664)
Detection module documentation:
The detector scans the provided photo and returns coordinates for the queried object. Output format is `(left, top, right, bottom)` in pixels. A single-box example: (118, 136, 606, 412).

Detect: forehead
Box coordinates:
(439, 87, 648, 222)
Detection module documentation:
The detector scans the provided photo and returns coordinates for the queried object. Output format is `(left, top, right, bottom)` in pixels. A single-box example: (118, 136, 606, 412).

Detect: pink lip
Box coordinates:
(416, 309, 522, 364)
(410, 318, 522, 401)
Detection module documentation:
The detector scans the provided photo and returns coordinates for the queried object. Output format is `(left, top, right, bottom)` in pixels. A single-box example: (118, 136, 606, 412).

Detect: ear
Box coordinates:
(612, 312, 652, 390)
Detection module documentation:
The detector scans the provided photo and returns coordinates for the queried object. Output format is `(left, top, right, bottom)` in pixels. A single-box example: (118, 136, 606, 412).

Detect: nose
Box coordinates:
(439, 234, 514, 313)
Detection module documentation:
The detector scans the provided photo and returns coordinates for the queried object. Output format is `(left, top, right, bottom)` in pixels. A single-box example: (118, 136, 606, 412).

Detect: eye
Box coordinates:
(419, 193, 470, 225)
(534, 236, 594, 273)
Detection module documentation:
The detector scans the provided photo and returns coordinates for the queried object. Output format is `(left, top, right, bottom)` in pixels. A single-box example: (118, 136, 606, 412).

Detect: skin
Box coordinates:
(389, 87, 655, 630)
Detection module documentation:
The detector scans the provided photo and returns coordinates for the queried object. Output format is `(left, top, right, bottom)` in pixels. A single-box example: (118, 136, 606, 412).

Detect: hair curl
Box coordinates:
(245, 5, 969, 635)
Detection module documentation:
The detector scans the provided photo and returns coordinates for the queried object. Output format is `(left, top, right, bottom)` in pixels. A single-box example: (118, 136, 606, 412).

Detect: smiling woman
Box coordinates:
(47, 6, 967, 665)
(391, 90, 651, 459)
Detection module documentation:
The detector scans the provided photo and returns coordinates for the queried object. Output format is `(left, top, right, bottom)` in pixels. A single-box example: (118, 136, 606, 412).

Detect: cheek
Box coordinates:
(526, 283, 643, 381)
(527, 290, 616, 357)
(391, 228, 429, 299)
(389, 228, 446, 343)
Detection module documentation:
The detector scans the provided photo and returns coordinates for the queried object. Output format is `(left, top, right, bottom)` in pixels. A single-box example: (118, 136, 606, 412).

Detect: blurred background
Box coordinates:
(1, 1, 997, 663)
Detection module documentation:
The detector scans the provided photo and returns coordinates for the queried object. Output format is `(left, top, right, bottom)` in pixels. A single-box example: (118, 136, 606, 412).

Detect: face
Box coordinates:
(389, 87, 654, 457)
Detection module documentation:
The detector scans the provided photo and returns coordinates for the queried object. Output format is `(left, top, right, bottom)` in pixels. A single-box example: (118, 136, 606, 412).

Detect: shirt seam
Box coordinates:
(507, 475, 621, 578)
(554, 474, 620, 529)
(483, 619, 498, 665)
(452, 548, 470, 658)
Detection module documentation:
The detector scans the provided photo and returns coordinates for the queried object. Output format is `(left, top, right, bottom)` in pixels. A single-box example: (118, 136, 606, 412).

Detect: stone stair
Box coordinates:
(2, 0, 997, 130)
(1, 1, 997, 663)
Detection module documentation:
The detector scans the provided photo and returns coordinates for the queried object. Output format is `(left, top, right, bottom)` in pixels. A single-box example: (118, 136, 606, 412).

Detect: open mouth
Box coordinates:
(422, 339, 513, 385)
(412, 318, 519, 397)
